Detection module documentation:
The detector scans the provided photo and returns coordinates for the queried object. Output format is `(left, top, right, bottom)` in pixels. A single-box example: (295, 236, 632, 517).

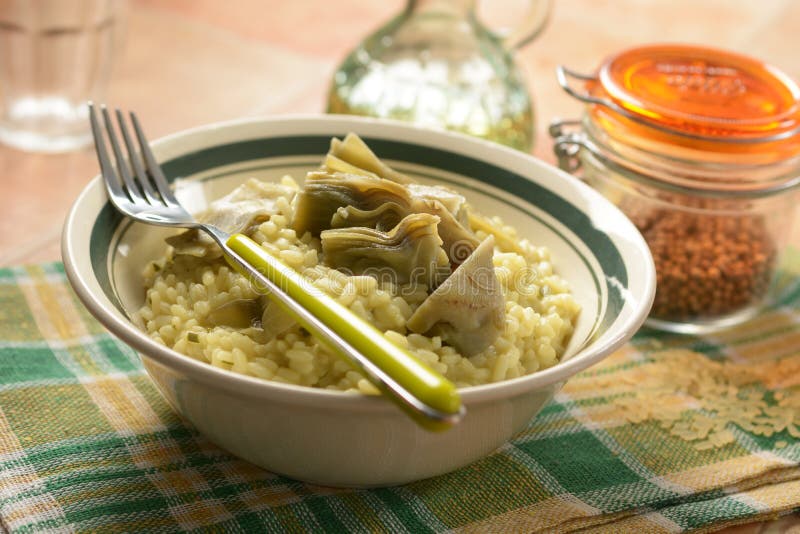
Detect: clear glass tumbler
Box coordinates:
(0, 0, 126, 153)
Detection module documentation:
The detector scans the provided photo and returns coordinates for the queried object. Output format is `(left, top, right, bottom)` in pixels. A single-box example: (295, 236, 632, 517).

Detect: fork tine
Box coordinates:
(101, 106, 146, 204)
(130, 111, 179, 206)
(115, 109, 160, 205)
(89, 103, 126, 201)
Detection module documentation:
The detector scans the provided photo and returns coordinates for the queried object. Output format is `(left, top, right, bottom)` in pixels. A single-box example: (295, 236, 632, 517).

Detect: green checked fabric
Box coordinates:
(1, 261, 799, 533)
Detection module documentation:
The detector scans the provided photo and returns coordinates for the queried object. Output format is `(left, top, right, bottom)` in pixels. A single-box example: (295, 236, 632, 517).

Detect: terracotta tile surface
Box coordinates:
(110, 4, 333, 131)
(0, 149, 98, 265)
(1, 0, 798, 271)
(3, 0, 798, 263)
(136, 0, 401, 58)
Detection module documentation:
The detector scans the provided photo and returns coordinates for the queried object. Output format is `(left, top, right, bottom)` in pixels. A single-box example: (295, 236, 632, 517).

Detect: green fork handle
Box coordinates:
(224, 233, 464, 431)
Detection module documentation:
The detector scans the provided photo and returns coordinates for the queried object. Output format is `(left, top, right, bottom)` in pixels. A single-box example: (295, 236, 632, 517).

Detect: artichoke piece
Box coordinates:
(261, 299, 296, 338)
(324, 154, 382, 181)
(406, 236, 504, 356)
(406, 184, 477, 257)
(415, 198, 479, 265)
(330, 202, 407, 232)
(328, 200, 480, 266)
(293, 172, 410, 237)
(167, 178, 296, 258)
(321, 213, 450, 288)
(201, 295, 296, 339)
(202, 298, 263, 329)
(293, 171, 478, 265)
(327, 133, 411, 184)
(326, 134, 472, 227)
(407, 183, 471, 227)
(467, 212, 527, 256)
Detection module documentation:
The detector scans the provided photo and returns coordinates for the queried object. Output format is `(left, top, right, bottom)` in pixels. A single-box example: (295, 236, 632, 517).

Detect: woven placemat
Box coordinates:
(0, 262, 798, 533)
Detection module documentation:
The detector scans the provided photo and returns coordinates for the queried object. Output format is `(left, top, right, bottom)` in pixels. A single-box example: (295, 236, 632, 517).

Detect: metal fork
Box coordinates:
(89, 103, 464, 430)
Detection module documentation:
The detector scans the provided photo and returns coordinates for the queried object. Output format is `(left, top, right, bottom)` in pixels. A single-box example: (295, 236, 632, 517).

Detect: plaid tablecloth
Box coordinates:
(1, 261, 798, 533)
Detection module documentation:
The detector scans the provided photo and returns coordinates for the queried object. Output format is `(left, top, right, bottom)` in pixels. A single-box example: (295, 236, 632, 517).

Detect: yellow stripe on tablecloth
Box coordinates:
(730, 466, 800, 492)
(18, 267, 173, 446)
(452, 494, 599, 534)
(0, 406, 68, 529)
(734, 477, 800, 514)
(706, 309, 800, 363)
(558, 401, 670, 429)
(562, 377, 638, 400)
(574, 478, 800, 534)
(147, 470, 235, 530)
(691, 478, 800, 534)
(18, 265, 107, 375)
(663, 455, 796, 491)
(0, 406, 24, 458)
(522, 408, 593, 437)
(721, 332, 800, 365)
(81, 376, 166, 437)
(53, 478, 156, 507)
(570, 512, 679, 534)
(21, 265, 89, 342)
(239, 484, 303, 510)
(569, 345, 642, 377)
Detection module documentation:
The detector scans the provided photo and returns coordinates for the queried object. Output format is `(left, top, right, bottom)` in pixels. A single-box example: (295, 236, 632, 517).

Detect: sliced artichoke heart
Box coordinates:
(167, 178, 297, 258)
(323, 154, 381, 181)
(293, 172, 411, 237)
(202, 298, 262, 329)
(330, 202, 407, 232)
(407, 183, 471, 228)
(415, 198, 479, 265)
(293, 172, 478, 266)
(327, 133, 411, 184)
(261, 299, 296, 338)
(406, 236, 504, 356)
(468, 211, 527, 256)
(321, 213, 450, 288)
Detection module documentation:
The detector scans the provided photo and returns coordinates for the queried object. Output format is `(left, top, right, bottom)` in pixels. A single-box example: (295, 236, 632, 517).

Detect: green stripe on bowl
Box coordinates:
(90, 135, 627, 330)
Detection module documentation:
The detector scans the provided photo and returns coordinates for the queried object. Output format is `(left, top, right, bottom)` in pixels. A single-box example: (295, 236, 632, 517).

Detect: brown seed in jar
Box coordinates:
(624, 206, 777, 322)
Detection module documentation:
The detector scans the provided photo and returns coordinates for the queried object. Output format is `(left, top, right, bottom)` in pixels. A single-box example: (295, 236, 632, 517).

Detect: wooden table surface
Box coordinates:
(1, 1, 798, 531)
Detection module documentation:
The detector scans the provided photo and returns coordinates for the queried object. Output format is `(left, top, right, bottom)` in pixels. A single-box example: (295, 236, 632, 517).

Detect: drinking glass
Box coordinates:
(0, 0, 126, 153)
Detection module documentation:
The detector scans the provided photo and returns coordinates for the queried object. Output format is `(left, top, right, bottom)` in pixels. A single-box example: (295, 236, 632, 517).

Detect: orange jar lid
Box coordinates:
(589, 44, 800, 140)
(557, 44, 800, 168)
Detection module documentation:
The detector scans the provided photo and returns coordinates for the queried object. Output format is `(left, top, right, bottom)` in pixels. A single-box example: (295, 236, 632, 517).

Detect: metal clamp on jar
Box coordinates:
(550, 44, 800, 334)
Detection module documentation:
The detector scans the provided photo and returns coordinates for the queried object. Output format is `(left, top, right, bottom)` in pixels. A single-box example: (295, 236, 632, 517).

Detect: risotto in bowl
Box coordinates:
(63, 115, 655, 487)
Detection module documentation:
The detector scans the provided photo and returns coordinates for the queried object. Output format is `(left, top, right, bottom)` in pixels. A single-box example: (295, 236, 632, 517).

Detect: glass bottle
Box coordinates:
(326, 0, 551, 152)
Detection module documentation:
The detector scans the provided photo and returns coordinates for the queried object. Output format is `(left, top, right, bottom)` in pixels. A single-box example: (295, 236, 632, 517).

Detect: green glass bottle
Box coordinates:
(327, 0, 551, 152)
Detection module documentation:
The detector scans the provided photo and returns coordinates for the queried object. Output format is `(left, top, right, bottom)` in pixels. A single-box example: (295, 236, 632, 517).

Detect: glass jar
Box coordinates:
(550, 44, 800, 334)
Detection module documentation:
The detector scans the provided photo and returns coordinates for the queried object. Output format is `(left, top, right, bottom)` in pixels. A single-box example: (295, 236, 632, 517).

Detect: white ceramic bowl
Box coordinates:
(62, 115, 655, 487)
